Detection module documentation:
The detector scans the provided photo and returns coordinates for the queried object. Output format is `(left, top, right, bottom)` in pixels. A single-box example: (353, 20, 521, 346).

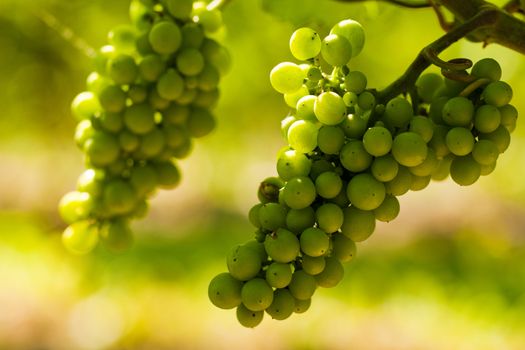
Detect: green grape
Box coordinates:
(286, 207, 315, 234)
(317, 126, 345, 155)
(236, 304, 264, 328)
(410, 175, 431, 191)
(201, 39, 231, 75)
(281, 116, 297, 138)
(347, 173, 386, 211)
(409, 116, 434, 143)
(431, 154, 454, 181)
(284, 85, 309, 108)
(321, 34, 352, 66)
(163, 0, 193, 19)
(154, 161, 181, 189)
(149, 88, 171, 110)
(227, 244, 262, 281)
(385, 166, 412, 196)
(315, 171, 343, 199)
(164, 124, 189, 149)
(478, 125, 511, 153)
(107, 54, 138, 85)
(416, 73, 443, 103)
(307, 66, 322, 81)
(241, 278, 274, 312)
(300, 227, 330, 257)
(176, 48, 205, 76)
(86, 72, 111, 95)
(74, 120, 94, 146)
(71, 92, 101, 120)
(287, 120, 319, 153)
(314, 92, 347, 126)
(270, 62, 304, 94)
(357, 91, 376, 110)
(474, 104, 501, 133)
(149, 21, 182, 54)
(98, 85, 126, 113)
(124, 103, 155, 134)
(331, 233, 356, 263)
(302, 255, 326, 275)
(429, 124, 451, 158)
(137, 128, 165, 158)
(157, 69, 184, 100)
(472, 139, 499, 165)
(77, 169, 104, 197)
(282, 176, 316, 210)
(264, 228, 300, 263)
(341, 206, 375, 242)
(340, 140, 373, 172)
(363, 126, 392, 157)
(128, 85, 148, 104)
(277, 149, 312, 181)
(186, 108, 216, 138)
(130, 164, 157, 196)
(193, 4, 223, 33)
(373, 194, 399, 222)
(119, 130, 140, 152)
(391, 132, 428, 167)
(309, 159, 335, 180)
(429, 96, 449, 125)
(258, 203, 287, 231)
(316, 203, 344, 233)
(108, 25, 136, 53)
(409, 148, 438, 177)
(499, 104, 518, 133)
(341, 113, 367, 138)
(100, 219, 134, 252)
(482, 81, 513, 107)
(135, 32, 154, 55)
(84, 131, 120, 167)
(198, 64, 220, 92)
(162, 104, 189, 125)
(208, 272, 243, 310)
(296, 95, 317, 121)
(289, 27, 322, 60)
(266, 289, 295, 320)
(181, 22, 204, 48)
(103, 180, 137, 215)
(243, 240, 268, 262)
(139, 54, 166, 82)
(129, 1, 156, 32)
(442, 96, 474, 126)
(315, 257, 344, 288)
(444, 127, 474, 157)
(450, 155, 481, 186)
(480, 161, 497, 176)
(293, 298, 311, 313)
(58, 191, 94, 224)
(248, 204, 263, 228)
(288, 270, 317, 300)
(471, 58, 502, 81)
(329, 19, 365, 57)
(62, 221, 99, 255)
(371, 155, 399, 182)
(383, 97, 413, 127)
(343, 91, 358, 107)
(265, 262, 293, 288)
(344, 71, 367, 94)
(93, 45, 116, 75)
(442, 77, 468, 97)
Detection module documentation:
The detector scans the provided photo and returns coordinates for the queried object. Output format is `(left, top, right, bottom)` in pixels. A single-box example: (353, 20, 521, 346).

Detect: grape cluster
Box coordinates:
(59, 0, 230, 254)
(209, 18, 517, 327)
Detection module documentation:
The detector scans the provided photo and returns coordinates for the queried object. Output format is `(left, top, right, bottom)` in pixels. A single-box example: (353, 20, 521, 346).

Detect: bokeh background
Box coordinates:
(1, 0, 525, 349)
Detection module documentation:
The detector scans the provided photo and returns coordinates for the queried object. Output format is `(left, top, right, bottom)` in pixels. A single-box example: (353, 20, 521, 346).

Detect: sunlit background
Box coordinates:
(1, 0, 525, 349)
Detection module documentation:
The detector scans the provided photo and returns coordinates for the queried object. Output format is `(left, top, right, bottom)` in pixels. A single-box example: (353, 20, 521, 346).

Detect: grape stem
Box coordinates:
(502, 0, 525, 14)
(336, 0, 432, 8)
(207, 0, 233, 11)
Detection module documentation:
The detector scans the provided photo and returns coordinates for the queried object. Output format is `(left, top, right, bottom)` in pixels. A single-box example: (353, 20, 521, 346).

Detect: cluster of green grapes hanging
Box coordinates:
(208, 18, 517, 327)
(58, 0, 230, 254)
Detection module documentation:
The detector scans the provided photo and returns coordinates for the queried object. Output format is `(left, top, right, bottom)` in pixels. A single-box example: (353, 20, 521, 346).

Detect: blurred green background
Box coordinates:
(1, 0, 525, 349)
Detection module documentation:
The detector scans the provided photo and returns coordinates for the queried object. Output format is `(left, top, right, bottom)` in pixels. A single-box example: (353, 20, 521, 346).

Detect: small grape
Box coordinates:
(266, 262, 293, 288)
(314, 92, 347, 126)
(315, 172, 343, 199)
(471, 58, 502, 81)
(363, 126, 392, 157)
(474, 104, 501, 133)
(445, 127, 475, 156)
(236, 304, 264, 328)
(450, 155, 481, 186)
(383, 97, 413, 127)
(282, 176, 317, 210)
(409, 116, 434, 143)
(209, 272, 243, 310)
(416, 73, 443, 103)
(315, 257, 344, 288)
(341, 206, 376, 242)
(371, 155, 399, 182)
(392, 132, 428, 167)
(288, 270, 317, 300)
(266, 289, 295, 320)
(270, 62, 305, 94)
(345, 71, 367, 94)
(259, 203, 288, 231)
(482, 81, 513, 107)
(264, 228, 300, 263)
(329, 19, 365, 57)
(289, 27, 322, 60)
(241, 278, 274, 312)
(317, 126, 345, 155)
(149, 21, 182, 54)
(302, 255, 326, 275)
(287, 120, 319, 154)
(321, 34, 352, 67)
(300, 227, 330, 257)
(286, 207, 316, 234)
(340, 140, 373, 172)
(472, 139, 499, 165)
(385, 166, 413, 196)
(62, 221, 99, 255)
(478, 125, 511, 153)
(499, 104, 518, 133)
(442, 96, 474, 127)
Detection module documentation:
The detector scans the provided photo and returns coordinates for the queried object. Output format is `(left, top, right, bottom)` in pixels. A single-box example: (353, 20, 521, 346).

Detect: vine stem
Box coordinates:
(336, 0, 431, 8)
(207, 0, 233, 11)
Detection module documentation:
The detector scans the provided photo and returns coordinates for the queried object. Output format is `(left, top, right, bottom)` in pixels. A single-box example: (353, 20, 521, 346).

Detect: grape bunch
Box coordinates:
(208, 18, 517, 327)
(59, 0, 230, 254)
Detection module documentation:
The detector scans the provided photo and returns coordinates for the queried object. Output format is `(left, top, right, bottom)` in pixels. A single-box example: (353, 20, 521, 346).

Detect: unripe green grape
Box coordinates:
(314, 92, 347, 126)
(373, 194, 399, 222)
(294, 298, 311, 313)
(429, 96, 448, 125)
(148, 88, 171, 110)
(442, 96, 474, 126)
(124, 103, 155, 134)
(442, 77, 468, 97)
(77, 169, 104, 197)
(148, 21, 182, 55)
(248, 204, 263, 228)
(284, 85, 309, 108)
(499, 104, 518, 133)
(270, 62, 304, 94)
(266, 289, 295, 320)
(84, 132, 120, 167)
(341, 206, 375, 242)
(296, 95, 317, 121)
(282, 176, 316, 210)
(371, 155, 399, 182)
(243, 240, 268, 262)
(341, 113, 367, 138)
(385, 166, 412, 196)
(474, 104, 501, 133)
(347, 173, 386, 211)
(309, 159, 335, 180)
(288, 270, 317, 300)
(72, 92, 101, 120)
(307, 66, 323, 82)
(482, 81, 513, 107)
(58, 191, 94, 224)
(315, 171, 343, 199)
(478, 125, 511, 153)
(100, 219, 133, 252)
(265, 262, 292, 288)
(227, 244, 262, 281)
(130, 164, 157, 197)
(170, 137, 193, 159)
(129, 1, 156, 32)
(86, 72, 111, 95)
(276, 149, 312, 181)
(445, 127, 475, 156)
(107, 158, 127, 176)
(472, 139, 499, 165)
(139, 54, 166, 82)
(241, 278, 274, 312)
(186, 108, 216, 138)
(135, 32, 154, 55)
(300, 227, 330, 257)
(107, 54, 138, 85)
(357, 91, 376, 110)
(343, 91, 358, 107)
(429, 124, 451, 158)
(392, 132, 428, 167)
(62, 221, 99, 255)
(162, 104, 189, 125)
(128, 85, 148, 104)
(409, 148, 438, 177)
(416, 73, 443, 103)
(340, 140, 373, 172)
(197, 64, 220, 92)
(345, 71, 367, 94)
(431, 154, 454, 181)
(302, 255, 326, 275)
(176, 88, 198, 105)
(154, 161, 181, 189)
(258, 203, 287, 231)
(409, 116, 434, 143)
(450, 155, 481, 186)
(97, 85, 126, 113)
(321, 34, 352, 67)
(163, 0, 193, 18)
(410, 175, 431, 191)
(316, 203, 344, 233)
(93, 45, 116, 75)
(201, 39, 231, 76)
(157, 69, 184, 100)
(480, 161, 497, 176)
(289, 27, 322, 60)
(363, 126, 392, 157)
(315, 257, 344, 288)
(208, 272, 243, 310)
(286, 207, 316, 234)
(471, 58, 502, 81)
(236, 304, 264, 328)
(317, 126, 345, 154)
(180, 22, 204, 49)
(192, 3, 223, 33)
(119, 130, 140, 152)
(131, 200, 149, 219)
(108, 25, 136, 53)
(330, 19, 365, 57)
(176, 48, 205, 76)
(287, 120, 319, 153)
(137, 128, 165, 158)
(383, 97, 413, 127)
(264, 228, 300, 263)
(164, 124, 188, 149)
(331, 233, 356, 263)
(281, 116, 297, 138)
(103, 180, 137, 215)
